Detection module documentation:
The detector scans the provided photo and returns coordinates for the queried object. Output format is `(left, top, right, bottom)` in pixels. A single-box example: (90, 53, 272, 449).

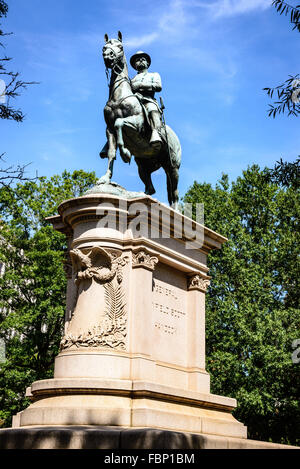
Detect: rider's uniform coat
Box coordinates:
(131, 71, 162, 113)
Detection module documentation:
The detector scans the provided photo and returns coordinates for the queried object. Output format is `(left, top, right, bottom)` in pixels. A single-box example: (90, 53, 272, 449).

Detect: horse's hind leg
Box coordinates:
(166, 166, 179, 210)
(136, 158, 156, 196)
(99, 128, 117, 184)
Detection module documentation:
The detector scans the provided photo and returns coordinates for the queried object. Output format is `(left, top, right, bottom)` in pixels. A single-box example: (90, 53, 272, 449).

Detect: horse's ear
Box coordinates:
(104, 33, 109, 43)
(118, 31, 123, 42)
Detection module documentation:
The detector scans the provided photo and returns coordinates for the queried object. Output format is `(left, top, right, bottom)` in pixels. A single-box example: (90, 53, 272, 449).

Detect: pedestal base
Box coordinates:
(11, 378, 246, 440)
(0, 426, 297, 449)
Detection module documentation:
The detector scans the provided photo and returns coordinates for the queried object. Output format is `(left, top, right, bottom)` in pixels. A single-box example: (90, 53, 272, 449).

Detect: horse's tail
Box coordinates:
(164, 125, 181, 169)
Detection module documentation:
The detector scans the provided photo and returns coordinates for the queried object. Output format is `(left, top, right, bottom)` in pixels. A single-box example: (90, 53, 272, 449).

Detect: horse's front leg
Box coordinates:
(115, 115, 143, 163)
(114, 117, 132, 163)
(98, 128, 117, 184)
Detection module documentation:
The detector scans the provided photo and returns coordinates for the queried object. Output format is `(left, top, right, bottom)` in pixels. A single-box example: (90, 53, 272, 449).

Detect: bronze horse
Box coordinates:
(99, 31, 181, 209)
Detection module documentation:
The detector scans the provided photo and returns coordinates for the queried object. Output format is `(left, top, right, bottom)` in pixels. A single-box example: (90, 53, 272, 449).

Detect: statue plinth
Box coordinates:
(9, 188, 246, 440)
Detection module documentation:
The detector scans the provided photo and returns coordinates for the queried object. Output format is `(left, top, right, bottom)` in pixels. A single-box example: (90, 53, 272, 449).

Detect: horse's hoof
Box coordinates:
(98, 175, 111, 185)
(120, 149, 132, 164)
(145, 187, 156, 196)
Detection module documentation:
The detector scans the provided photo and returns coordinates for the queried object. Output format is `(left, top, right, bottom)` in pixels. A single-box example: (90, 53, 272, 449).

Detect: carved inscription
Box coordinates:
(151, 266, 188, 366)
(154, 322, 176, 335)
(152, 279, 186, 337)
(153, 284, 178, 300)
(153, 302, 185, 320)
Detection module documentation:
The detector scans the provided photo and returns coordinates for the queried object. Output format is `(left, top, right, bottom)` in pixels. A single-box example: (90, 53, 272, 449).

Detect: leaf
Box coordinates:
(104, 281, 126, 322)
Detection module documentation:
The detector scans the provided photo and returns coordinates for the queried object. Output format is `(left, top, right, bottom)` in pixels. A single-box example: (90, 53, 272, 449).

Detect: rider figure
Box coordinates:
(130, 51, 163, 150)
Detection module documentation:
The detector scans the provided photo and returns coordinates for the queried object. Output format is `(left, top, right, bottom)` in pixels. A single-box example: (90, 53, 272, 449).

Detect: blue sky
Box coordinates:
(1, 0, 299, 204)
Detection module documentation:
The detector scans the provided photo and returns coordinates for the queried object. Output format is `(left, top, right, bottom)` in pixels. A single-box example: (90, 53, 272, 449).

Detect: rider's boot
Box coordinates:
(149, 111, 162, 150)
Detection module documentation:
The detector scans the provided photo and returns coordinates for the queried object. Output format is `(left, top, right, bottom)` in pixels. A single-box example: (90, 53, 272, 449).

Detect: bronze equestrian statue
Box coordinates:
(99, 31, 181, 209)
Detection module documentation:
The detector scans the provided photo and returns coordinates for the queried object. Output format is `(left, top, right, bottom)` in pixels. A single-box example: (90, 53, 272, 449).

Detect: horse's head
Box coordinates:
(102, 31, 124, 71)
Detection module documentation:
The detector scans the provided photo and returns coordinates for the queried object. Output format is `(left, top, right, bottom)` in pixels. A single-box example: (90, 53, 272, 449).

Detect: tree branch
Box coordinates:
(263, 74, 300, 118)
(272, 1, 300, 32)
(0, 154, 38, 187)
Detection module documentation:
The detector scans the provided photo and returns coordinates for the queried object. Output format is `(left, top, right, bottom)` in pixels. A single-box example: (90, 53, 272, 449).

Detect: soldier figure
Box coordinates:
(130, 51, 163, 150)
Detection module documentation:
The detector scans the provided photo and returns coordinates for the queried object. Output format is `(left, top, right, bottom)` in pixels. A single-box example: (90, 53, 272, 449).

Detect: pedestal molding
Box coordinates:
(71, 236, 210, 276)
(28, 378, 237, 413)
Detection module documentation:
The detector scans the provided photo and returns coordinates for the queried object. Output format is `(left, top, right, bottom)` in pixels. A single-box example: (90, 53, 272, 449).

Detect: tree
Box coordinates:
(183, 166, 300, 445)
(0, 170, 98, 426)
(264, 74, 300, 119)
(264, 1, 300, 187)
(0, 0, 37, 186)
(264, 156, 299, 189)
(0, 0, 35, 123)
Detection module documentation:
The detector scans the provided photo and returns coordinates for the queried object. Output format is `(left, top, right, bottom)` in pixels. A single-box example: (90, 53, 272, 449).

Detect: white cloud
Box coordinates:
(158, 0, 193, 36)
(180, 122, 211, 145)
(125, 32, 159, 49)
(122, 0, 269, 71)
(195, 0, 270, 19)
(124, 0, 193, 49)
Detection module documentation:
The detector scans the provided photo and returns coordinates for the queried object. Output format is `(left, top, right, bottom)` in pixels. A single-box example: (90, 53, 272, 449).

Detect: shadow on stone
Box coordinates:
(0, 426, 122, 450)
(120, 428, 204, 449)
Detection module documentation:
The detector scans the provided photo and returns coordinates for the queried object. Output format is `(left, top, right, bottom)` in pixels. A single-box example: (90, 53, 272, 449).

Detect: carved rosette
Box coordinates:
(60, 246, 129, 352)
(188, 274, 210, 293)
(132, 250, 158, 271)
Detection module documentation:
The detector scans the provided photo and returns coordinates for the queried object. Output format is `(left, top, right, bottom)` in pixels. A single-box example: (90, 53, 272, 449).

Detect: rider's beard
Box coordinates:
(136, 59, 148, 72)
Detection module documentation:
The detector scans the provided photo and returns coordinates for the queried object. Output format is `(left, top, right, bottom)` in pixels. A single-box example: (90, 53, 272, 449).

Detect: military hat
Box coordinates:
(130, 51, 151, 69)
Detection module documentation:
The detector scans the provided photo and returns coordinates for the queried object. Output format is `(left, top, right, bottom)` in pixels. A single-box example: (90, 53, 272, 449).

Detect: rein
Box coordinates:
(105, 57, 138, 107)
(109, 76, 130, 100)
(118, 94, 139, 106)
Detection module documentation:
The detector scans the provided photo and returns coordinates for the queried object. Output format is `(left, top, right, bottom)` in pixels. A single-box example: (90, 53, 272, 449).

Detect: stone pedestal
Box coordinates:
(9, 187, 247, 441)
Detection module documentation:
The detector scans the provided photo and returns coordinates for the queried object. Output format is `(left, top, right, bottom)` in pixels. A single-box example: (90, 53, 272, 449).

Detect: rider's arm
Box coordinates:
(151, 73, 162, 93)
(132, 74, 162, 92)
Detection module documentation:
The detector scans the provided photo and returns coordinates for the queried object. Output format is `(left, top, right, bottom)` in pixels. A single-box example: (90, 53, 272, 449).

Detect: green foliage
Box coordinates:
(264, 75, 300, 118)
(264, 156, 300, 189)
(0, 1, 8, 20)
(0, 0, 36, 124)
(0, 170, 97, 426)
(183, 166, 300, 445)
(265, 2, 300, 120)
(0, 0, 37, 186)
(272, 1, 300, 32)
(264, 2, 300, 187)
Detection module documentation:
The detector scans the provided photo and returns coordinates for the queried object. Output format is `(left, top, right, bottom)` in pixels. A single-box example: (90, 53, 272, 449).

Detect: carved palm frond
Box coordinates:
(104, 280, 126, 322)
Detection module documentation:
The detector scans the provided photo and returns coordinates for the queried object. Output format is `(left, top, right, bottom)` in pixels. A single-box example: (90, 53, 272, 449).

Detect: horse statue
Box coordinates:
(99, 31, 181, 209)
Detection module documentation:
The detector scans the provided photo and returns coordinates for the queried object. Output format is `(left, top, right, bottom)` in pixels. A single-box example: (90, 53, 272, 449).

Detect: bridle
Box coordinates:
(103, 45, 138, 106)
